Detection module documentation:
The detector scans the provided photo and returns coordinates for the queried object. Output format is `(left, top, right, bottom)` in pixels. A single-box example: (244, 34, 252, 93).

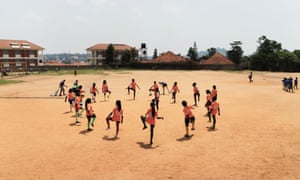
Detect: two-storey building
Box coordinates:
(0, 39, 44, 70)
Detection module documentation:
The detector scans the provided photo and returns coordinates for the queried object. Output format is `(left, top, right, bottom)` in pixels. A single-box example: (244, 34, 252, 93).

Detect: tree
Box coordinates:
(227, 41, 243, 64)
(187, 47, 198, 61)
(130, 48, 138, 61)
(249, 36, 282, 71)
(293, 50, 300, 60)
(153, 48, 158, 59)
(207, 47, 217, 57)
(121, 50, 131, 64)
(277, 50, 300, 72)
(105, 44, 115, 65)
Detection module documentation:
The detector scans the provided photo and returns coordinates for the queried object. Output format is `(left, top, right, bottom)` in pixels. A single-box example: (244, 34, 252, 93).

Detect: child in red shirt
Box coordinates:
(140, 102, 163, 145)
(102, 80, 111, 101)
(192, 82, 200, 106)
(209, 98, 220, 130)
(170, 81, 180, 104)
(90, 82, 99, 103)
(182, 100, 196, 138)
(65, 88, 75, 112)
(106, 100, 123, 138)
(85, 98, 96, 131)
(127, 78, 140, 100)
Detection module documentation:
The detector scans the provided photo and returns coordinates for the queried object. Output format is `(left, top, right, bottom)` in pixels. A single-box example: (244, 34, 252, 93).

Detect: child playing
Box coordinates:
(159, 81, 169, 95)
(106, 100, 123, 138)
(90, 82, 99, 103)
(140, 102, 163, 145)
(149, 81, 159, 96)
(154, 88, 160, 111)
(192, 82, 200, 106)
(211, 85, 218, 101)
(127, 78, 140, 100)
(182, 100, 196, 138)
(85, 98, 96, 131)
(170, 81, 180, 104)
(205, 89, 212, 122)
(74, 92, 81, 123)
(102, 80, 111, 101)
(208, 98, 220, 130)
(65, 88, 75, 112)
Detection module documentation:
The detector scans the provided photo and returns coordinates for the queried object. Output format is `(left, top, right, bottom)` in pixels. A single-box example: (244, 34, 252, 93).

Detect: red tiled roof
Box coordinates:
(200, 52, 234, 65)
(143, 51, 190, 63)
(86, 43, 135, 51)
(0, 39, 44, 50)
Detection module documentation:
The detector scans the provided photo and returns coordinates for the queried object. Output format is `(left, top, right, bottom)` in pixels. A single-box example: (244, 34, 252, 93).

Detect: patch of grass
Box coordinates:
(39, 69, 109, 76)
(0, 79, 23, 85)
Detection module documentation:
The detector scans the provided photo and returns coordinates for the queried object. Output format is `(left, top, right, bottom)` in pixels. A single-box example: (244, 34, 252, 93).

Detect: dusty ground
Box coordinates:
(0, 70, 299, 180)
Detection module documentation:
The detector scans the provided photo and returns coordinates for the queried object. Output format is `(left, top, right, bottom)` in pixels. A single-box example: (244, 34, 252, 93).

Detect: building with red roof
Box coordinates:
(0, 39, 44, 70)
(142, 51, 190, 63)
(200, 52, 235, 65)
(86, 43, 138, 65)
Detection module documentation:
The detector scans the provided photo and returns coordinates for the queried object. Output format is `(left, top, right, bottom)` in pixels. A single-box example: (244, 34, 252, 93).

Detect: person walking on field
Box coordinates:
(170, 81, 180, 104)
(140, 102, 163, 145)
(294, 77, 298, 90)
(102, 80, 111, 101)
(208, 98, 220, 131)
(248, 72, 253, 83)
(127, 78, 140, 100)
(106, 100, 123, 138)
(90, 82, 99, 103)
(182, 100, 196, 138)
(85, 98, 96, 131)
(192, 82, 200, 106)
(59, 80, 67, 96)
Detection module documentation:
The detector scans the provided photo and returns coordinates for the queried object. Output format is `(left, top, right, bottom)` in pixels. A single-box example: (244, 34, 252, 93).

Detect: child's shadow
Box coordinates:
(136, 142, 159, 149)
(63, 111, 72, 114)
(79, 129, 93, 135)
(176, 134, 194, 142)
(69, 122, 81, 126)
(102, 135, 119, 141)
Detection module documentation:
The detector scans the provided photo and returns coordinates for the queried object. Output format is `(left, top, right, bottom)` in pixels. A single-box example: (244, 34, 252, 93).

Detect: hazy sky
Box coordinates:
(1, 0, 299, 55)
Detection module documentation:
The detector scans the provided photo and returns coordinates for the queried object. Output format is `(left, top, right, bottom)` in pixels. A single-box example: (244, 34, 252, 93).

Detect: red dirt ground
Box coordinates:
(0, 70, 299, 179)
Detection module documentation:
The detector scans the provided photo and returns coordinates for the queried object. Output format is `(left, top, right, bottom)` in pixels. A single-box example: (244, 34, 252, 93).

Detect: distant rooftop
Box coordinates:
(0, 39, 44, 50)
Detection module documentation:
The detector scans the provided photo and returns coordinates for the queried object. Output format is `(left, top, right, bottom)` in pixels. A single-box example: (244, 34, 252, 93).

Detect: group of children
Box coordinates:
(63, 78, 221, 145)
(282, 77, 298, 93)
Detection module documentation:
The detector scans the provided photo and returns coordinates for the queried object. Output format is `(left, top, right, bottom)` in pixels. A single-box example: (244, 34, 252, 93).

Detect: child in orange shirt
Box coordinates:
(205, 89, 212, 122)
(74, 92, 81, 123)
(127, 78, 140, 100)
(192, 82, 200, 106)
(148, 81, 159, 96)
(85, 98, 96, 131)
(106, 100, 123, 138)
(209, 98, 220, 130)
(211, 85, 217, 101)
(102, 80, 111, 101)
(182, 100, 196, 138)
(170, 81, 180, 104)
(65, 88, 75, 112)
(140, 102, 163, 145)
(90, 82, 99, 103)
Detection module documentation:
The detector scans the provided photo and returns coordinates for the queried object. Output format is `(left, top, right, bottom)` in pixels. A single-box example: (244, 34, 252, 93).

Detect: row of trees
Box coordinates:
(186, 35, 300, 72)
(103, 36, 300, 72)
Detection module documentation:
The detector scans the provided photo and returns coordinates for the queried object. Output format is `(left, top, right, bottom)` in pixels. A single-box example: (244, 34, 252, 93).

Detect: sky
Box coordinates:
(1, 0, 300, 55)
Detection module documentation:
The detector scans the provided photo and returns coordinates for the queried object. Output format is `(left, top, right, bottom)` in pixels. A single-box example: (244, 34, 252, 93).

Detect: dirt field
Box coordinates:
(0, 70, 299, 180)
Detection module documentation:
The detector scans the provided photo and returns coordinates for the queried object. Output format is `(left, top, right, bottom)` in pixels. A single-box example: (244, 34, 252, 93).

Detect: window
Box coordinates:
(15, 50, 21, 58)
(10, 43, 20, 48)
(29, 59, 36, 66)
(29, 51, 35, 58)
(2, 50, 9, 58)
(3, 59, 9, 67)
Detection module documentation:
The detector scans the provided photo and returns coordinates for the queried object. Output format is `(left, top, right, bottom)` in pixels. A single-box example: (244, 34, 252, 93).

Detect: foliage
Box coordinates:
(153, 48, 158, 59)
(249, 35, 300, 71)
(187, 47, 198, 61)
(121, 50, 131, 63)
(207, 47, 217, 57)
(227, 41, 243, 64)
(105, 44, 115, 65)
